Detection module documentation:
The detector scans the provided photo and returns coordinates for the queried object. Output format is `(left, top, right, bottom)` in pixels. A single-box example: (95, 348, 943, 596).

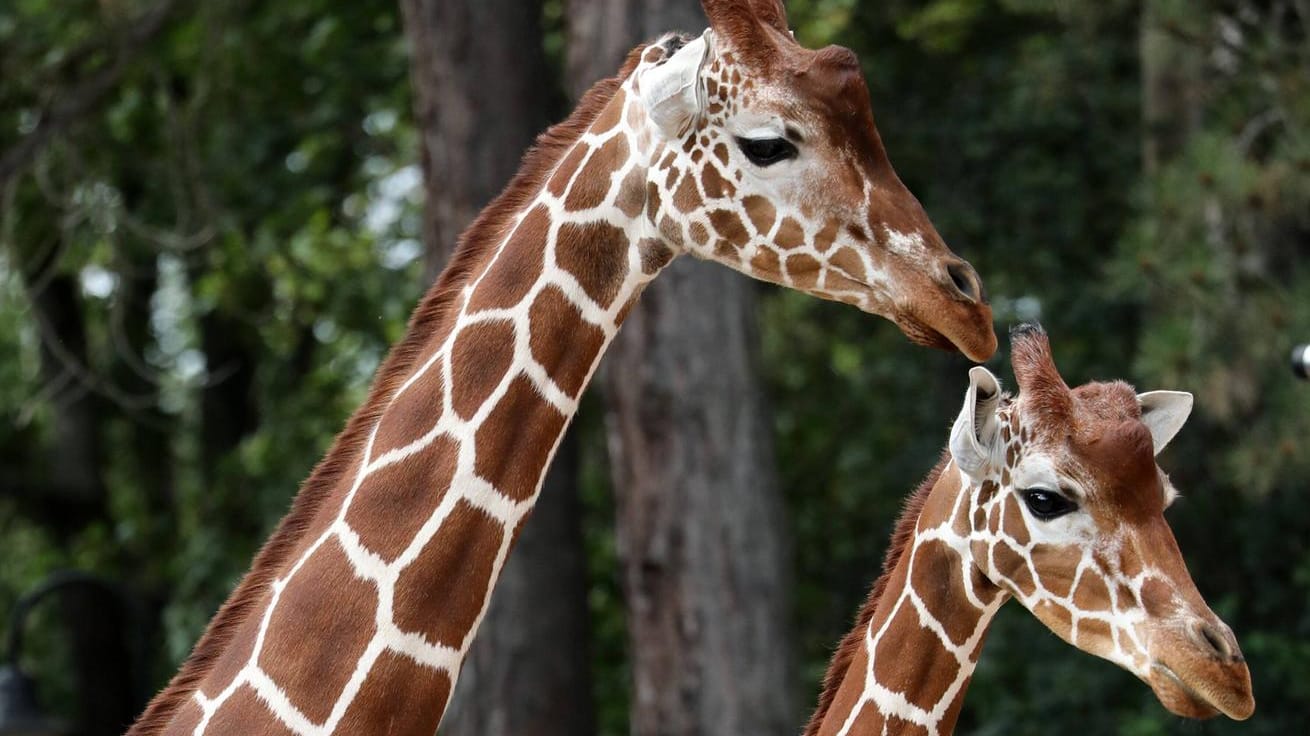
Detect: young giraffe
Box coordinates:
(806, 325, 1255, 736)
(130, 2, 997, 734)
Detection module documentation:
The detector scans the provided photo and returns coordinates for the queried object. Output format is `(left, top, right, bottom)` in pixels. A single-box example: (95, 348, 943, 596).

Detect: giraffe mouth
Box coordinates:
(1148, 661, 1252, 721)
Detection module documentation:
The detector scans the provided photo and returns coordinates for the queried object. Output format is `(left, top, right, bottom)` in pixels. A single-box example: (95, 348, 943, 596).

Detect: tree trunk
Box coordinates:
(567, 3, 797, 733)
(400, 0, 556, 282)
(399, 3, 595, 734)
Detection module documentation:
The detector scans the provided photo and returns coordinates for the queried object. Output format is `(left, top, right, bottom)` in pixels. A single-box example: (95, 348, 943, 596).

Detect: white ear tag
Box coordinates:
(638, 31, 712, 140)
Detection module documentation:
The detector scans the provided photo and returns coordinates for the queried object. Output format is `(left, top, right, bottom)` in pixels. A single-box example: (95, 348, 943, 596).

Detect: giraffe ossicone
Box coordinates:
(130, 1, 997, 734)
(807, 324, 1255, 736)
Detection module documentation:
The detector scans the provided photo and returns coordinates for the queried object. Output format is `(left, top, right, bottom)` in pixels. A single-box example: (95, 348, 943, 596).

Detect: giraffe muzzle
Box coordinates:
(1146, 617, 1254, 721)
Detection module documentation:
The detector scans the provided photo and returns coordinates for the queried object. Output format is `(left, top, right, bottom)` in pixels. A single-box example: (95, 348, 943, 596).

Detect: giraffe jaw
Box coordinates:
(891, 306, 997, 363)
(1148, 661, 1254, 721)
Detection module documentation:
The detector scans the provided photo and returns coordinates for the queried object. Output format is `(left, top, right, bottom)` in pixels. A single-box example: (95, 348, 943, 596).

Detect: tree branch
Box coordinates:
(0, 0, 187, 188)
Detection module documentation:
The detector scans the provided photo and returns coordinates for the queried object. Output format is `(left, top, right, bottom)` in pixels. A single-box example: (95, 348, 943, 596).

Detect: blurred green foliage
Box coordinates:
(1, 0, 1307, 733)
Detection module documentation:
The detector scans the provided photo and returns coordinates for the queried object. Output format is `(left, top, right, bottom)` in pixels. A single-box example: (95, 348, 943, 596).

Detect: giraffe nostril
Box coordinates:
(945, 259, 985, 305)
(1193, 620, 1234, 661)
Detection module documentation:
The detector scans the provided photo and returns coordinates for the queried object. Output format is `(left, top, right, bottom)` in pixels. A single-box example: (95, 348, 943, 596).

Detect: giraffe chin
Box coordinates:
(892, 310, 997, 363)
(1147, 661, 1253, 721)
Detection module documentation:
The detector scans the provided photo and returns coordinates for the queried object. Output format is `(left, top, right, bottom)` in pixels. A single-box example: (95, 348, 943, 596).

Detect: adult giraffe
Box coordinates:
(130, 1, 997, 733)
(806, 325, 1255, 736)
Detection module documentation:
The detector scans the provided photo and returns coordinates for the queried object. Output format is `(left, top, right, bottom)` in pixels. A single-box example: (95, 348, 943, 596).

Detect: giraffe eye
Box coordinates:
(735, 136, 797, 166)
(1020, 488, 1078, 521)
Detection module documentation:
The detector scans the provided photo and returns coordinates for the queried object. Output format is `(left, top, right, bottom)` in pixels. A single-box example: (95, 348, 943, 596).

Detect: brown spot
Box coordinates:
(690, 222, 709, 246)
(1002, 425, 1012, 442)
(952, 497, 972, 536)
(638, 237, 675, 275)
(872, 601, 959, 712)
(886, 716, 932, 736)
(260, 539, 377, 723)
(742, 195, 775, 235)
(751, 247, 781, 277)
(814, 222, 840, 253)
(1005, 444, 1018, 468)
(706, 78, 719, 98)
(1000, 467, 1011, 487)
(702, 165, 734, 199)
(681, 135, 696, 154)
(993, 543, 1036, 597)
(1036, 599, 1073, 636)
(1119, 545, 1143, 579)
(547, 144, 588, 198)
(448, 320, 516, 420)
(713, 143, 730, 166)
(565, 135, 629, 211)
(708, 209, 750, 247)
(846, 223, 868, 242)
(592, 89, 624, 133)
(659, 151, 677, 170)
(334, 651, 452, 735)
(346, 436, 458, 562)
(731, 69, 741, 84)
(1140, 577, 1174, 617)
(1001, 496, 1030, 546)
(784, 253, 820, 289)
(393, 500, 501, 648)
(1073, 571, 1112, 612)
(645, 182, 662, 221)
(206, 686, 295, 735)
(829, 246, 868, 285)
(474, 376, 567, 501)
(1116, 583, 1136, 608)
(658, 215, 684, 247)
(910, 540, 977, 646)
(977, 480, 998, 504)
(1032, 544, 1075, 598)
(528, 286, 606, 397)
(972, 507, 986, 530)
(775, 217, 805, 249)
(555, 220, 629, 308)
(1077, 618, 1114, 654)
(615, 167, 646, 218)
(690, 148, 704, 163)
(849, 702, 884, 733)
(708, 101, 724, 115)
(673, 173, 702, 213)
(468, 207, 549, 313)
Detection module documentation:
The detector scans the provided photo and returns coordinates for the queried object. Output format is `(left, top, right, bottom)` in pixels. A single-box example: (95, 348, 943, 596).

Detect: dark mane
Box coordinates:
(802, 450, 953, 736)
(128, 44, 648, 735)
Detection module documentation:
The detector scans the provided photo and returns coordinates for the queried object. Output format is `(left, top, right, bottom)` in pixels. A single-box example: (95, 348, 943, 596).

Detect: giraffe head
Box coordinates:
(947, 325, 1254, 721)
(630, 0, 996, 361)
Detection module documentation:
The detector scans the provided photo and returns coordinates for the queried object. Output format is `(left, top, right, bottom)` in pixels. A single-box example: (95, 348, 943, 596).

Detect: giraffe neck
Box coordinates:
(146, 54, 669, 736)
(812, 463, 1008, 736)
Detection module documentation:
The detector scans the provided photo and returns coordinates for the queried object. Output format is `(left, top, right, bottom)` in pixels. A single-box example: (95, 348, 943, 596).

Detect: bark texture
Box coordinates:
(400, 0, 556, 283)
(568, 2, 796, 732)
(400, 2, 595, 733)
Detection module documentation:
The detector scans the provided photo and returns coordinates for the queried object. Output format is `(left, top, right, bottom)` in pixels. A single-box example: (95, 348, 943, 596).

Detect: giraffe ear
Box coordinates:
(950, 366, 1003, 478)
(1137, 390, 1193, 454)
(638, 31, 713, 140)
